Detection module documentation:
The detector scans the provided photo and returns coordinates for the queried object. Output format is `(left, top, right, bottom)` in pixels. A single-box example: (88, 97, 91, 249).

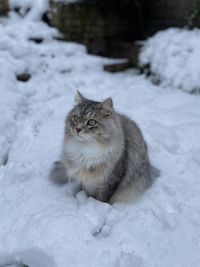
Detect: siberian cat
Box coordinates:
(50, 91, 152, 203)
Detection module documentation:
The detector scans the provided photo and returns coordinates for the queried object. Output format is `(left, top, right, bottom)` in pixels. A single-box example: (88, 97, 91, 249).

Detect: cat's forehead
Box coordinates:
(73, 99, 100, 118)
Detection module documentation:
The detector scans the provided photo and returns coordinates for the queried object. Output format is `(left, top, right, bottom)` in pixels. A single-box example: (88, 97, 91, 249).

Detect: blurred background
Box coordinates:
(1, 0, 200, 71)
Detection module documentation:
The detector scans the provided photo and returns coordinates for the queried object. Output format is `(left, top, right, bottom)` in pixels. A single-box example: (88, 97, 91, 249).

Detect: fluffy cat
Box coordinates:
(50, 91, 152, 203)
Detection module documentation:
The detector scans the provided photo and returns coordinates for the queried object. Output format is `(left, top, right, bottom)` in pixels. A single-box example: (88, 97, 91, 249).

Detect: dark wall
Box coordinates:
(50, 0, 200, 59)
(50, 0, 143, 56)
(143, 0, 200, 35)
(0, 0, 8, 16)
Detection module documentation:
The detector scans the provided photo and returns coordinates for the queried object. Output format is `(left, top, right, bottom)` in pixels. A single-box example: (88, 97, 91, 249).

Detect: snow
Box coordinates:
(9, 0, 49, 20)
(0, 3, 200, 267)
(139, 28, 200, 94)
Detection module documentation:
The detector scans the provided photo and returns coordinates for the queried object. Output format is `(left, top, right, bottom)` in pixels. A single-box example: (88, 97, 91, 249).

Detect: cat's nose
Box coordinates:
(76, 127, 82, 134)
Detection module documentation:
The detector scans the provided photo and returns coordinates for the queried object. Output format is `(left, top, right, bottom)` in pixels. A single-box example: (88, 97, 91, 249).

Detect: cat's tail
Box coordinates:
(110, 165, 160, 204)
(49, 161, 68, 185)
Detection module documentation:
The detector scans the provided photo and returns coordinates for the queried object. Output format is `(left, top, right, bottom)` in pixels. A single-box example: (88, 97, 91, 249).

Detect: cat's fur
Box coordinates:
(50, 92, 152, 203)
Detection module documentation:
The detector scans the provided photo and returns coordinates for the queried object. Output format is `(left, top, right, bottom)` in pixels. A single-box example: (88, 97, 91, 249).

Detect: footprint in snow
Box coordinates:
(117, 251, 144, 267)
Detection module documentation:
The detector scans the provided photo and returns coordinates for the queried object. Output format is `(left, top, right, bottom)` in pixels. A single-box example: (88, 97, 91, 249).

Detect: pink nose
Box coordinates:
(76, 127, 82, 133)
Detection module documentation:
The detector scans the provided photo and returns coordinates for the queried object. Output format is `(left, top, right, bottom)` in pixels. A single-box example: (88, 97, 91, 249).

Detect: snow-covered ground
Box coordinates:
(0, 3, 200, 267)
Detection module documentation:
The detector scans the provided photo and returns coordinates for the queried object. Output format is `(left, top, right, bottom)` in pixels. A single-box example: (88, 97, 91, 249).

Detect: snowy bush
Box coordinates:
(9, 0, 49, 20)
(139, 28, 200, 94)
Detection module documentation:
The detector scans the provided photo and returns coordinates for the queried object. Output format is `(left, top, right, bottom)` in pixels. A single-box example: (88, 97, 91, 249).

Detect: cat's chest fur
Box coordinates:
(63, 138, 115, 186)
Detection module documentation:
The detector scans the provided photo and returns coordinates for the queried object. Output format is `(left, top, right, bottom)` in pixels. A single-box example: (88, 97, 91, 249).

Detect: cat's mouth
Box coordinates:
(73, 129, 97, 143)
(72, 128, 88, 140)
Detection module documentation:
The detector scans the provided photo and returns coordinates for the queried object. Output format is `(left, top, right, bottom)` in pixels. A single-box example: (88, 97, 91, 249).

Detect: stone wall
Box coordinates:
(50, 1, 143, 56)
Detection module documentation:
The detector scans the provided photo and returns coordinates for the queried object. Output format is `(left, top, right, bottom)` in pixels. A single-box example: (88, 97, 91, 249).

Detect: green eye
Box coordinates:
(87, 119, 96, 126)
(73, 115, 79, 123)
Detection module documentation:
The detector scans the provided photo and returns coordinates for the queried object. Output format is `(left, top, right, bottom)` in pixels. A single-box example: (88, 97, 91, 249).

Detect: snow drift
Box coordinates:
(139, 28, 200, 94)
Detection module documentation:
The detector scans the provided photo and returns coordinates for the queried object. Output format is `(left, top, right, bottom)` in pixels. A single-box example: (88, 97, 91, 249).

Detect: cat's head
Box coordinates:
(65, 91, 118, 144)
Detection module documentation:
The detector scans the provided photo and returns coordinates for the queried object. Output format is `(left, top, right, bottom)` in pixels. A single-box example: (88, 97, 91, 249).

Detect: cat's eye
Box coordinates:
(73, 115, 79, 123)
(87, 119, 96, 126)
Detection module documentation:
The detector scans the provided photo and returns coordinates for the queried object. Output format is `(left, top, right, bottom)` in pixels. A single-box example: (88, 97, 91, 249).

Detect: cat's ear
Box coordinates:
(100, 98, 113, 117)
(74, 90, 85, 105)
(101, 98, 113, 109)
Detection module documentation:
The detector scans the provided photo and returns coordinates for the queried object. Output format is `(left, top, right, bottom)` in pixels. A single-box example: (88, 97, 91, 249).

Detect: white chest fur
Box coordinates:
(63, 138, 116, 187)
(64, 139, 110, 167)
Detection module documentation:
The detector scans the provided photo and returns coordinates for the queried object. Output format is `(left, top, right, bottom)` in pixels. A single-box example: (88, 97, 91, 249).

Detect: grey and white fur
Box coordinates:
(50, 92, 153, 203)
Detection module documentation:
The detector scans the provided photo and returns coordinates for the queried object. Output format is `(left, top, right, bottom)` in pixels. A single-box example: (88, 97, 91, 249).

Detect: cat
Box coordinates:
(50, 91, 153, 203)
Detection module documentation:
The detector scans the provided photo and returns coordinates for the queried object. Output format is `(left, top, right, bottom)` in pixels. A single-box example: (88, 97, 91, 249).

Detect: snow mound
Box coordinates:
(9, 0, 49, 20)
(139, 28, 200, 94)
